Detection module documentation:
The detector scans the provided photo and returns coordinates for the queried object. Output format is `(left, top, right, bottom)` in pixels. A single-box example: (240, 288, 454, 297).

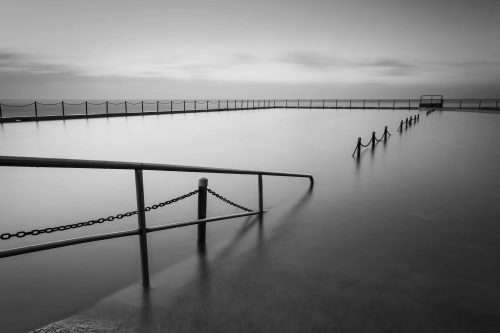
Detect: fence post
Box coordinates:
(197, 178, 208, 250)
(61, 101, 65, 117)
(34, 101, 38, 119)
(258, 174, 264, 215)
(356, 137, 361, 159)
(371, 132, 376, 149)
(134, 169, 150, 288)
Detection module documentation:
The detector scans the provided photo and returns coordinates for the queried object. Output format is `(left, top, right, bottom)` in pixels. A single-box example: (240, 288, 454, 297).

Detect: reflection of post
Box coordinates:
(198, 178, 208, 252)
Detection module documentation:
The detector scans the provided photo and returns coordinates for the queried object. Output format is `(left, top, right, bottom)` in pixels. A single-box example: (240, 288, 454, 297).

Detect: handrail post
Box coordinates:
(134, 169, 150, 288)
(197, 178, 208, 251)
(61, 101, 65, 117)
(371, 131, 376, 149)
(258, 174, 263, 215)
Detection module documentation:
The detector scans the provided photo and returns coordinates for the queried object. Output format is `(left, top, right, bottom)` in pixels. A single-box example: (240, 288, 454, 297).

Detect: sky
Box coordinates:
(0, 0, 499, 99)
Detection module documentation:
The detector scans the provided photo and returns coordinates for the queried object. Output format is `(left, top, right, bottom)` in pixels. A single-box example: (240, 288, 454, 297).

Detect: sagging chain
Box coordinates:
(207, 188, 253, 212)
(0, 189, 199, 240)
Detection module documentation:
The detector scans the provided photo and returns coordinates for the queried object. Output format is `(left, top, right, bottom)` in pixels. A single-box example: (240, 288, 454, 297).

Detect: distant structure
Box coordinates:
(419, 94, 443, 108)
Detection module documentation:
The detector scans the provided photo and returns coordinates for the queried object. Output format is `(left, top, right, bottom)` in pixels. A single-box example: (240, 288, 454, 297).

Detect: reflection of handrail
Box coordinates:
(0, 155, 313, 288)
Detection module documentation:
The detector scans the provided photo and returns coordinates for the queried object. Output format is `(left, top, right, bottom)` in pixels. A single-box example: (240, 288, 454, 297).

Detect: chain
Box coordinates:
(0, 189, 199, 240)
(207, 188, 253, 212)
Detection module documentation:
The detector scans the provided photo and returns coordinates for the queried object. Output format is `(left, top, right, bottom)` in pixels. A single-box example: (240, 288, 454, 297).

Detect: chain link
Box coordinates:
(207, 188, 253, 212)
(0, 189, 199, 240)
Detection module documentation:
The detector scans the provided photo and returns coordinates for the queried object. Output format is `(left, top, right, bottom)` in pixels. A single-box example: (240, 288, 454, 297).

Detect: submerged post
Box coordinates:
(198, 178, 208, 250)
(134, 169, 150, 288)
(371, 131, 376, 149)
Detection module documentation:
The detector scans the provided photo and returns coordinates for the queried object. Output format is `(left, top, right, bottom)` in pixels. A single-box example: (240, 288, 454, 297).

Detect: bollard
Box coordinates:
(384, 126, 388, 142)
(356, 137, 362, 159)
(371, 131, 376, 149)
(197, 178, 208, 250)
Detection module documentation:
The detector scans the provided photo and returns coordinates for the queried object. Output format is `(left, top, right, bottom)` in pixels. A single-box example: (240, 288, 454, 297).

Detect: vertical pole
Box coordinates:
(157, 101, 159, 113)
(141, 100, 144, 113)
(356, 137, 361, 159)
(349, 99, 352, 109)
(197, 178, 208, 250)
(0, 102, 2, 119)
(285, 99, 288, 107)
(124, 101, 127, 114)
(34, 101, 38, 119)
(371, 132, 376, 149)
(384, 126, 388, 142)
(85, 101, 88, 116)
(194, 100, 197, 111)
(183, 100, 186, 112)
(399, 120, 403, 132)
(258, 174, 263, 215)
(409, 98, 411, 110)
(61, 101, 65, 117)
(335, 99, 338, 108)
(405, 118, 408, 129)
(170, 100, 173, 112)
(226, 99, 229, 110)
(134, 169, 150, 288)
(106, 101, 109, 115)
(253, 100, 255, 108)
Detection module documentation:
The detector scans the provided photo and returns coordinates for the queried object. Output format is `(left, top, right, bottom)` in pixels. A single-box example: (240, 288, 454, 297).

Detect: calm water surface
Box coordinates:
(1, 109, 500, 332)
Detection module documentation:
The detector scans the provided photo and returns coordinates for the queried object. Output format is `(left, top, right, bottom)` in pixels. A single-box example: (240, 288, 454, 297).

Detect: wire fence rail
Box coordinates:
(0, 155, 313, 288)
(0, 98, 498, 123)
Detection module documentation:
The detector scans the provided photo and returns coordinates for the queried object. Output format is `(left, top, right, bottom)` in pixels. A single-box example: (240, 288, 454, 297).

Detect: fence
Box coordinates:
(0, 98, 498, 123)
(352, 114, 421, 158)
(0, 155, 313, 288)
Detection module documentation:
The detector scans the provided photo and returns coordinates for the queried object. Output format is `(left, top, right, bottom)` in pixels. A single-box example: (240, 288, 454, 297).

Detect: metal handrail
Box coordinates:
(0, 155, 314, 288)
